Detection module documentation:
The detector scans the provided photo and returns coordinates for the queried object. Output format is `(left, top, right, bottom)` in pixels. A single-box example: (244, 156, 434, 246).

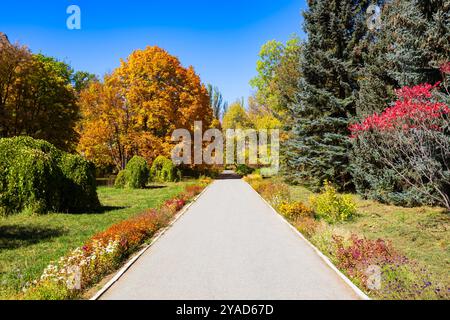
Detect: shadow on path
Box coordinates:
(216, 171, 242, 180)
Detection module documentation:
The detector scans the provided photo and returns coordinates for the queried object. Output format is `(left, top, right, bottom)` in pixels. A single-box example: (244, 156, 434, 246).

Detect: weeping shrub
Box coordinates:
(150, 156, 180, 182)
(125, 156, 150, 188)
(0, 136, 99, 215)
(59, 153, 100, 212)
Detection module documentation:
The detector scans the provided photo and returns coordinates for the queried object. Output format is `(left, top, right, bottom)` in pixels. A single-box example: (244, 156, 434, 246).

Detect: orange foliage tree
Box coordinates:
(78, 46, 213, 170)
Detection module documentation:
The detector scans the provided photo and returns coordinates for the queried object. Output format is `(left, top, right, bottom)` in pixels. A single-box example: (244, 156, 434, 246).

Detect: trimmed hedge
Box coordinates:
(150, 156, 181, 182)
(0, 136, 99, 215)
(114, 156, 149, 189)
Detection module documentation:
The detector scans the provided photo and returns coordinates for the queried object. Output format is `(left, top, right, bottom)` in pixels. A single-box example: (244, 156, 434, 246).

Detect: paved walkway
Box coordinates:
(100, 175, 360, 300)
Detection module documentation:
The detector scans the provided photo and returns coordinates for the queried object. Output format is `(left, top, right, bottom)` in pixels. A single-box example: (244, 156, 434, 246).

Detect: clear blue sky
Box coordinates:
(0, 0, 306, 105)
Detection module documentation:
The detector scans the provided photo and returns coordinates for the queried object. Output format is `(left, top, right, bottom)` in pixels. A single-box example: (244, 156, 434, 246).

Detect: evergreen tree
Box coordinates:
(207, 84, 228, 120)
(285, 0, 372, 190)
(357, 0, 450, 116)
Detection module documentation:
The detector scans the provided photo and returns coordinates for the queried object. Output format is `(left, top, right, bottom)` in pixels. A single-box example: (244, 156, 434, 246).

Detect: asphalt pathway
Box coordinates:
(100, 174, 360, 300)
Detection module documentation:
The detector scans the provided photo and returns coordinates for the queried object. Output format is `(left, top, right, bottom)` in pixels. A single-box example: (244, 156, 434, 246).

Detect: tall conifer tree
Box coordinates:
(285, 0, 371, 190)
(357, 0, 450, 116)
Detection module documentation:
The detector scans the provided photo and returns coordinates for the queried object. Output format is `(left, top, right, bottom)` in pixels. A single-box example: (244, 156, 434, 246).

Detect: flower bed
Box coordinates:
(20, 181, 209, 300)
(244, 175, 449, 300)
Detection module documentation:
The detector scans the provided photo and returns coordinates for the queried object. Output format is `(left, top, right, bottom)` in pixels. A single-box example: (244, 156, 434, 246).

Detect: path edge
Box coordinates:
(90, 183, 212, 301)
(245, 181, 371, 301)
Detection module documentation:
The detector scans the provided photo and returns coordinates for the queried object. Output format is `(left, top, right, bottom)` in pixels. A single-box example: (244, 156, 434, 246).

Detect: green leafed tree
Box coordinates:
(249, 36, 302, 121)
(73, 71, 99, 93)
(285, 0, 372, 191)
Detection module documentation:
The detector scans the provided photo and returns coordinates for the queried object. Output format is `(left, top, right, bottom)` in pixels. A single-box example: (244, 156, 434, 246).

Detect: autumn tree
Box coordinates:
(73, 71, 98, 93)
(78, 46, 213, 170)
(222, 100, 252, 130)
(0, 34, 79, 151)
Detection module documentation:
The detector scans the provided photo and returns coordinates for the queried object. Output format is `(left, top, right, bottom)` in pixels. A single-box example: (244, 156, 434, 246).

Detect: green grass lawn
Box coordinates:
(0, 181, 192, 298)
(289, 184, 450, 284)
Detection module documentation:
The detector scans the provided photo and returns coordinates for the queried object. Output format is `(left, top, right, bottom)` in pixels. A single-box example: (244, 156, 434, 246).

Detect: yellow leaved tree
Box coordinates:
(78, 46, 213, 170)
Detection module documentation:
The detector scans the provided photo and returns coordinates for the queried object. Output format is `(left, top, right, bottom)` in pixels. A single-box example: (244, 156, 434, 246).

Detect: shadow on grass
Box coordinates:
(93, 206, 127, 214)
(0, 225, 67, 250)
(145, 185, 167, 190)
(62, 205, 127, 215)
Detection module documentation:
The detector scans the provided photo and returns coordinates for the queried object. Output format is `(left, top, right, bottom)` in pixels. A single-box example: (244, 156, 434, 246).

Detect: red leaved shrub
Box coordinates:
(349, 81, 450, 209)
(333, 234, 408, 282)
(350, 83, 449, 136)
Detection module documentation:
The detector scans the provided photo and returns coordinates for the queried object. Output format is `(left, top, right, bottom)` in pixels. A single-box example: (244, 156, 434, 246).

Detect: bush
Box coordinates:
(259, 181, 291, 209)
(350, 83, 450, 209)
(0, 136, 99, 215)
(235, 164, 254, 176)
(150, 156, 180, 182)
(114, 156, 150, 189)
(294, 217, 321, 239)
(279, 201, 314, 220)
(125, 156, 149, 189)
(309, 181, 356, 223)
(114, 170, 128, 188)
(59, 153, 100, 212)
(243, 173, 264, 190)
(331, 234, 448, 299)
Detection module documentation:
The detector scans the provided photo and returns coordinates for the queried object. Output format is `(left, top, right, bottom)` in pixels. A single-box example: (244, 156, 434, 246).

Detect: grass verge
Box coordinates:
(0, 181, 192, 299)
(289, 183, 449, 283)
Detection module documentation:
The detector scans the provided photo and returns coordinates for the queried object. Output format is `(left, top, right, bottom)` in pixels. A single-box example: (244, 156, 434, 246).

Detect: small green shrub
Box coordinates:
(235, 164, 254, 176)
(114, 170, 128, 188)
(125, 156, 149, 188)
(150, 156, 180, 182)
(114, 156, 150, 189)
(309, 181, 356, 223)
(22, 280, 73, 300)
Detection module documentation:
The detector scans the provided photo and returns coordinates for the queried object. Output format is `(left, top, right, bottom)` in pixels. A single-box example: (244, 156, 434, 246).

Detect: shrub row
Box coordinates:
(115, 156, 181, 189)
(245, 175, 448, 300)
(20, 181, 209, 300)
(0, 136, 99, 215)
(244, 174, 355, 224)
